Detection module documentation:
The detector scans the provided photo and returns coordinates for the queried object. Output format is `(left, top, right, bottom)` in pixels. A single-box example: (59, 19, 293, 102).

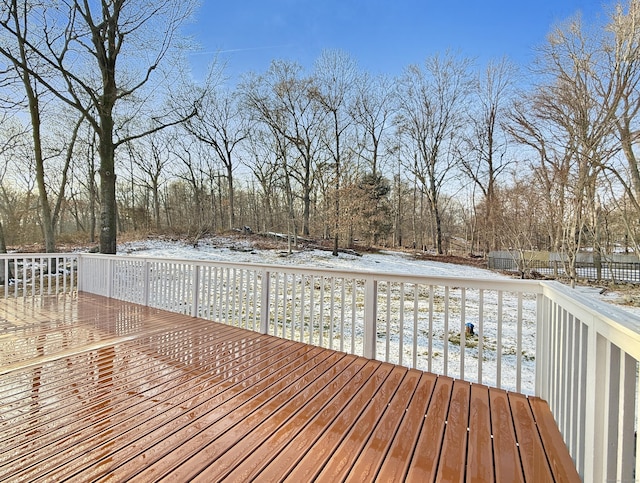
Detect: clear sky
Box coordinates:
(185, 0, 610, 81)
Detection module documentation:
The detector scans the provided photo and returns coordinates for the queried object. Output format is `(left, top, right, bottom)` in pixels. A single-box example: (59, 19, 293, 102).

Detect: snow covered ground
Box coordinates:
(119, 236, 508, 279)
(118, 235, 639, 315)
(116, 236, 640, 394)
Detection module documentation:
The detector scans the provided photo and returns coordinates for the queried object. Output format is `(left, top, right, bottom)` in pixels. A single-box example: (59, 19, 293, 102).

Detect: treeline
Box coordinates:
(1, 1, 639, 285)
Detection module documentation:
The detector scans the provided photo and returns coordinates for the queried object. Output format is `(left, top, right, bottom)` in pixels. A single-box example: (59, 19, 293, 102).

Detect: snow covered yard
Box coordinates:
(118, 235, 509, 279)
(116, 236, 637, 394)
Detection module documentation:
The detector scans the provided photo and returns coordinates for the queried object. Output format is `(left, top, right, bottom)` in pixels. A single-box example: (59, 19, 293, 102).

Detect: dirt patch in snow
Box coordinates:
(413, 252, 488, 269)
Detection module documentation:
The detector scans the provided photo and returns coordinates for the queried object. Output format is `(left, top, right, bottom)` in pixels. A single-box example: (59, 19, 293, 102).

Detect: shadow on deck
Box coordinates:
(0, 293, 579, 481)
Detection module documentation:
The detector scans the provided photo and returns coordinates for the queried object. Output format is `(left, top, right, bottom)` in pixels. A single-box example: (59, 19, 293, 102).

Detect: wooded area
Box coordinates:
(0, 0, 639, 285)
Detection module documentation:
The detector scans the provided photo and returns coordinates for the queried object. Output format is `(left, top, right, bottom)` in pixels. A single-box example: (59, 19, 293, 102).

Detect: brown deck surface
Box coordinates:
(0, 293, 579, 482)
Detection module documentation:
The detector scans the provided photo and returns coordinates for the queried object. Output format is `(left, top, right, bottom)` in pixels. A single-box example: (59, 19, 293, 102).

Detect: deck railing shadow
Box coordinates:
(1, 252, 638, 482)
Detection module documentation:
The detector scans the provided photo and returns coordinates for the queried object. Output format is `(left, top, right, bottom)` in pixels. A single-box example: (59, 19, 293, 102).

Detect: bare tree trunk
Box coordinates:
(32, 113, 56, 253)
(226, 165, 235, 229)
(89, 174, 97, 244)
(153, 177, 161, 230)
(99, 112, 117, 254)
(433, 203, 444, 254)
(12, 24, 56, 252)
(333, 159, 340, 257)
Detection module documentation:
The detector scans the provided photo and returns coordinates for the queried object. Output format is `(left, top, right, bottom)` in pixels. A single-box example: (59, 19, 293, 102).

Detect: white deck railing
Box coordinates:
(0, 252, 637, 481)
(0, 253, 78, 297)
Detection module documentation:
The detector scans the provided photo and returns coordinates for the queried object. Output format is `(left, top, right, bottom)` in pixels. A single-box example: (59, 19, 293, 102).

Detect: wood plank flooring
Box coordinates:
(0, 293, 579, 482)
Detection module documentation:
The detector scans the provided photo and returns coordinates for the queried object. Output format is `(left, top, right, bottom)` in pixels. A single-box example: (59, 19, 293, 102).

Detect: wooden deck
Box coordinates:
(0, 293, 579, 482)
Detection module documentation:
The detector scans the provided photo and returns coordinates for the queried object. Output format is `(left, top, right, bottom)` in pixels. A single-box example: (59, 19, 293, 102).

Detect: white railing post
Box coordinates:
(191, 263, 200, 317)
(535, 293, 546, 398)
(583, 320, 606, 483)
(3, 256, 8, 298)
(260, 269, 270, 334)
(76, 254, 83, 292)
(617, 353, 636, 482)
(107, 258, 113, 299)
(363, 277, 377, 360)
(142, 259, 150, 306)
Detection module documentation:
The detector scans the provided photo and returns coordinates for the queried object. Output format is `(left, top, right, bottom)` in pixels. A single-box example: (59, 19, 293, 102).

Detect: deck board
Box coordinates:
(0, 293, 580, 482)
(188, 352, 359, 481)
(209, 355, 367, 482)
(282, 361, 394, 482)
(467, 383, 495, 482)
(314, 365, 408, 482)
(376, 371, 437, 481)
(529, 396, 583, 482)
(437, 379, 471, 481)
(490, 388, 526, 482)
(140, 349, 342, 482)
(510, 392, 554, 481)
(344, 368, 422, 481)
(406, 375, 454, 481)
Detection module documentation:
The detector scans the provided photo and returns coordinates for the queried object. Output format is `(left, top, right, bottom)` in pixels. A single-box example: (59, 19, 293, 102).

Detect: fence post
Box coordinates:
(260, 269, 270, 335)
(142, 259, 150, 307)
(583, 320, 606, 483)
(3, 257, 7, 298)
(107, 258, 113, 299)
(191, 263, 200, 317)
(76, 255, 83, 293)
(363, 277, 377, 360)
(535, 292, 545, 398)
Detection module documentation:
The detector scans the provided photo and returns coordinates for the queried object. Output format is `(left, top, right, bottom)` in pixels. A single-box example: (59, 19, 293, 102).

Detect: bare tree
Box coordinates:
(461, 57, 516, 253)
(0, 0, 198, 252)
(242, 60, 324, 238)
(169, 134, 218, 234)
(126, 130, 171, 231)
(184, 68, 248, 231)
(244, 123, 290, 235)
(71, 125, 100, 242)
(496, 178, 547, 277)
(350, 73, 395, 246)
(311, 50, 358, 255)
(351, 73, 394, 177)
(509, 14, 618, 285)
(0, 112, 25, 280)
(0, 32, 82, 253)
(594, 0, 640, 251)
(507, 98, 572, 252)
(395, 52, 473, 254)
(0, 3, 59, 251)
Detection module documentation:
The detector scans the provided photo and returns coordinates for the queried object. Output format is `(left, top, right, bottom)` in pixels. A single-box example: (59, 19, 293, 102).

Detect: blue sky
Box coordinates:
(186, 1, 609, 80)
